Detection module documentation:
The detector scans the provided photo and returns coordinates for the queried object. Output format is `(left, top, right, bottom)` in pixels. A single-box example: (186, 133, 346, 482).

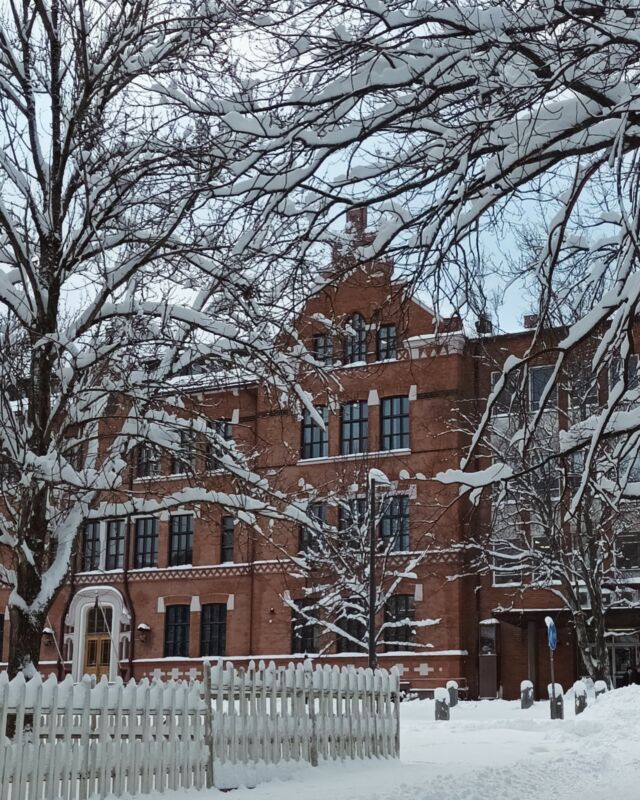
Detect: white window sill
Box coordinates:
(298, 448, 411, 465)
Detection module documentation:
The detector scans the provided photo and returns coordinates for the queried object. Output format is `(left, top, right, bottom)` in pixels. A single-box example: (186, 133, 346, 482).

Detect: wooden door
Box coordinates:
(83, 606, 112, 680)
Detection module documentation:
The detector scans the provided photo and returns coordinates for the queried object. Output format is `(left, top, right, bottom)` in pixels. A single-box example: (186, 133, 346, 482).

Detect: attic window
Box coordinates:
(343, 313, 367, 364)
(312, 334, 333, 365)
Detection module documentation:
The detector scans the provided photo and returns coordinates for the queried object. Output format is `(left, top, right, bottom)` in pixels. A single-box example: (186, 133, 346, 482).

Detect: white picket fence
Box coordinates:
(0, 660, 400, 799)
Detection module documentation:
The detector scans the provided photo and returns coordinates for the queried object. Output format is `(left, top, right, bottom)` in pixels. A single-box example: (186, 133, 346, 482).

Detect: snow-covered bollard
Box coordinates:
(547, 683, 564, 720)
(520, 679, 534, 709)
(594, 680, 608, 699)
(446, 680, 459, 707)
(434, 687, 450, 721)
(573, 680, 588, 715)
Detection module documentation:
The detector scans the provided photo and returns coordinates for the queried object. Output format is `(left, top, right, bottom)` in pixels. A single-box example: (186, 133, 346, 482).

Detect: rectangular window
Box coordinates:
(169, 514, 193, 566)
(291, 601, 320, 654)
(491, 370, 519, 415)
(336, 600, 366, 653)
(377, 324, 397, 361)
(82, 521, 101, 571)
(134, 517, 158, 569)
(137, 445, 160, 478)
(609, 354, 639, 393)
(299, 502, 326, 553)
(301, 406, 329, 459)
(206, 420, 232, 471)
(343, 314, 367, 364)
(105, 520, 125, 570)
(381, 396, 409, 450)
(384, 595, 415, 652)
(164, 605, 190, 657)
(618, 534, 640, 575)
(313, 334, 333, 366)
(529, 365, 556, 412)
(200, 603, 227, 657)
(171, 429, 195, 474)
(380, 496, 410, 551)
(221, 516, 235, 563)
(340, 401, 368, 455)
(338, 497, 367, 533)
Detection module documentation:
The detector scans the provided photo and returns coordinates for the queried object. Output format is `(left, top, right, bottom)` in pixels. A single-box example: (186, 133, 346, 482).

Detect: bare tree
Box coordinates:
(449, 353, 640, 685)
(210, 1, 640, 492)
(0, 0, 318, 679)
(285, 466, 439, 667)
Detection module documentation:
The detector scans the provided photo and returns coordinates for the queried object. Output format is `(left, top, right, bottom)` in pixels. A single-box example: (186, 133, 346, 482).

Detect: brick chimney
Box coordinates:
(346, 206, 368, 240)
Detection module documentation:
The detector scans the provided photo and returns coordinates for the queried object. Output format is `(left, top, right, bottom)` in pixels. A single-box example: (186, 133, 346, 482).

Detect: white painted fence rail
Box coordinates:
(0, 660, 400, 799)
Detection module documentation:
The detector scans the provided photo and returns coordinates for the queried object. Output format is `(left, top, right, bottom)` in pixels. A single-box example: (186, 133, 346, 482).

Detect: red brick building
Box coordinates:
(1, 222, 639, 699)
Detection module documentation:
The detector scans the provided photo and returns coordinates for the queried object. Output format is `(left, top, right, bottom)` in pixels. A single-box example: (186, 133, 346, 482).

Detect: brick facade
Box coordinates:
(1, 239, 639, 700)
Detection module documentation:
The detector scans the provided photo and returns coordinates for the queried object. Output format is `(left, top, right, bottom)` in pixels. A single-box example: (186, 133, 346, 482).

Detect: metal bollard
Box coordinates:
(573, 680, 587, 715)
(446, 680, 459, 707)
(520, 679, 534, 709)
(547, 683, 564, 720)
(594, 680, 608, 699)
(434, 687, 450, 721)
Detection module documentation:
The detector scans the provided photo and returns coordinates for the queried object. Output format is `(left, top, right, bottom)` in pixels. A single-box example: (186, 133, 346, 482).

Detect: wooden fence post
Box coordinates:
(307, 665, 318, 767)
(203, 660, 215, 789)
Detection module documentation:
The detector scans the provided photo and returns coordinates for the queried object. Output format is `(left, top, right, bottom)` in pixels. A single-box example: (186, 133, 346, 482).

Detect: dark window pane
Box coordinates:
(105, 520, 125, 570)
(299, 502, 326, 553)
(529, 365, 556, 411)
(377, 325, 397, 361)
(340, 401, 368, 455)
(82, 522, 101, 571)
(137, 445, 160, 478)
(384, 595, 415, 652)
(164, 605, 190, 657)
(291, 600, 320, 653)
(343, 314, 367, 364)
(169, 514, 193, 566)
(491, 370, 520, 415)
(200, 603, 227, 657)
(380, 496, 410, 551)
(381, 396, 409, 450)
(301, 406, 329, 459)
(313, 334, 333, 365)
(336, 599, 366, 653)
(206, 420, 232, 470)
(171, 429, 195, 474)
(221, 516, 235, 562)
(87, 607, 112, 634)
(135, 517, 158, 568)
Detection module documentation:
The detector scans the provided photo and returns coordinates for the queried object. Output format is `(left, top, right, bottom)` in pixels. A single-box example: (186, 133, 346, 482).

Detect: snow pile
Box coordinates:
(152, 688, 640, 800)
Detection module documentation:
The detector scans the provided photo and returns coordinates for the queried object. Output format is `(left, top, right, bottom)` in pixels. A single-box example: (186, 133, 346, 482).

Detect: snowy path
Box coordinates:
(153, 686, 640, 800)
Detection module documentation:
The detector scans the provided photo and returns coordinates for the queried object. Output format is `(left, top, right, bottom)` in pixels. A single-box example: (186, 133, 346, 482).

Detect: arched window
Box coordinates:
(343, 313, 367, 364)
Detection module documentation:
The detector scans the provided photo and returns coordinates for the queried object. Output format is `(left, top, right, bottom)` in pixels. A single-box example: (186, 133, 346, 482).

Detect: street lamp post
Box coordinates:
(368, 469, 391, 671)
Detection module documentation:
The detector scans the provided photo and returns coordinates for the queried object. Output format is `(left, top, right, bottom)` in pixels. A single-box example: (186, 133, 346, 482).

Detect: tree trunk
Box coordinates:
(7, 604, 44, 680)
(574, 608, 611, 686)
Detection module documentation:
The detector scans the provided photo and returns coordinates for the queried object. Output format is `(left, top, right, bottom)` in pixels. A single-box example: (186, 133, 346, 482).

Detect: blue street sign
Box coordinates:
(545, 616, 557, 651)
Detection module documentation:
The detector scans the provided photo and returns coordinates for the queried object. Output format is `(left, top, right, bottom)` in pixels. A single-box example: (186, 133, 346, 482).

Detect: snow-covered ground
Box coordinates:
(152, 685, 640, 800)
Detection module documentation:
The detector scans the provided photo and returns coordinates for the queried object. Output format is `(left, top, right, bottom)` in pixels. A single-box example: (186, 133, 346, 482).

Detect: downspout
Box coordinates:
(121, 469, 136, 680)
(472, 338, 482, 700)
(58, 565, 76, 680)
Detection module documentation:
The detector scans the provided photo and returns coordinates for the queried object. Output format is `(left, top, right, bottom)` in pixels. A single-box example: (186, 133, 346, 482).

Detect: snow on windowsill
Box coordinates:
(298, 448, 411, 465)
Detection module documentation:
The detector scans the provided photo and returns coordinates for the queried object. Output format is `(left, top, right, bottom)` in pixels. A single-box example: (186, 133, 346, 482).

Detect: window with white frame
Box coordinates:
(529, 365, 556, 412)
(206, 420, 232, 470)
(105, 520, 125, 570)
(343, 313, 367, 364)
(171, 429, 195, 474)
(301, 406, 329, 459)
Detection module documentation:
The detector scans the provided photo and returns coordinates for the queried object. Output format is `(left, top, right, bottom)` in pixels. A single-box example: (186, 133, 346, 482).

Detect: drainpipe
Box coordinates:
(121, 469, 136, 680)
(58, 565, 76, 680)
